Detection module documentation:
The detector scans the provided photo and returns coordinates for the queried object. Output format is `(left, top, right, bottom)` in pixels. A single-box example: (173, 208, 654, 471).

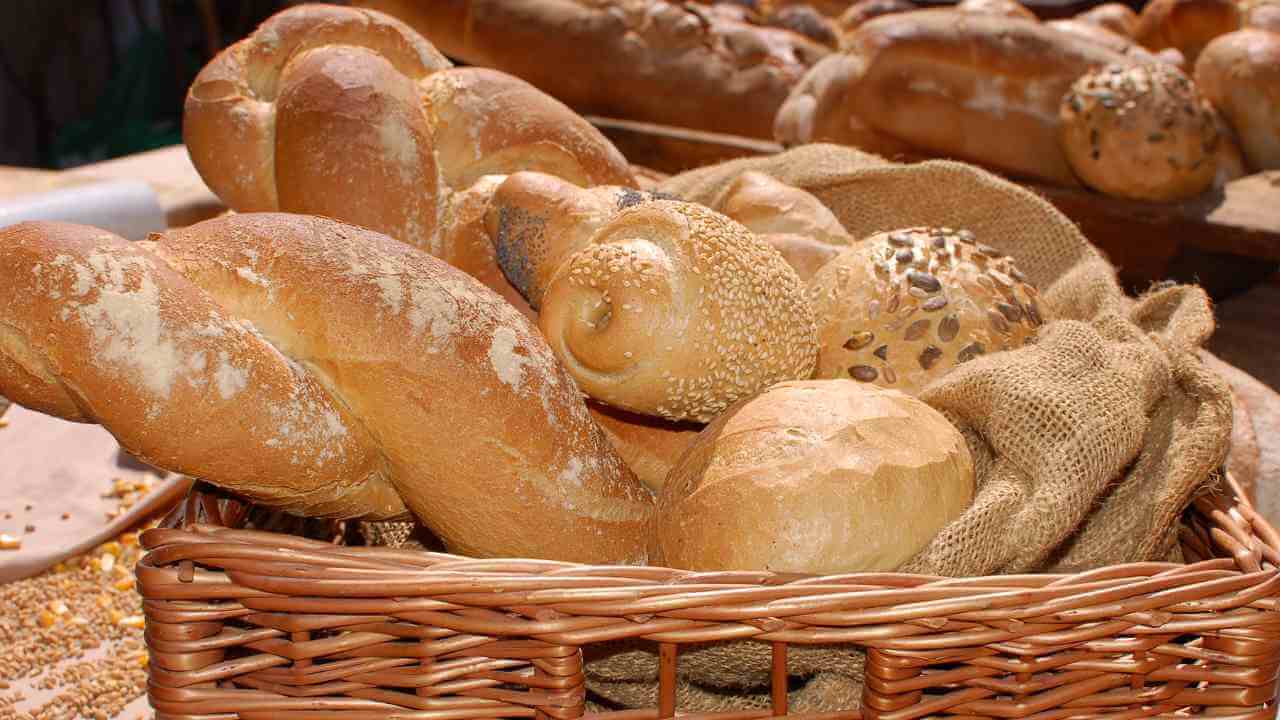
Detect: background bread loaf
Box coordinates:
(654, 380, 975, 573)
(713, 171, 853, 245)
(351, 0, 829, 139)
(836, 0, 918, 34)
(1075, 2, 1141, 36)
(0, 215, 655, 564)
(1195, 29, 1280, 171)
(184, 4, 634, 302)
(1135, 0, 1242, 65)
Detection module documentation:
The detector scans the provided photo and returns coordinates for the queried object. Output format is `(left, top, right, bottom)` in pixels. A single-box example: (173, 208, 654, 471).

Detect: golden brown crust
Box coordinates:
(777, 10, 1136, 186)
(0, 216, 656, 564)
(836, 0, 917, 35)
(538, 201, 819, 423)
(767, 5, 843, 46)
(715, 171, 853, 245)
(1060, 63, 1220, 201)
(1135, 0, 1243, 65)
(1075, 3, 1140, 37)
(185, 4, 633, 289)
(351, 0, 830, 139)
(1047, 19, 1163, 59)
(1194, 29, 1280, 171)
(588, 401, 702, 493)
(808, 227, 1042, 396)
(956, 0, 1038, 21)
(654, 380, 975, 573)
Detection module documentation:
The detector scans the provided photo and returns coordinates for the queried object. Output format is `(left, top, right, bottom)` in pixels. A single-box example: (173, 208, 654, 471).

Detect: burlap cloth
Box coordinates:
(583, 144, 1234, 712)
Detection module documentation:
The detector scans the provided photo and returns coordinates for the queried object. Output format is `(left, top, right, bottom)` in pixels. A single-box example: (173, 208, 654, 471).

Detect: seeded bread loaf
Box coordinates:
(807, 227, 1043, 395)
(1195, 29, 1280, 171)
(1059, 64, 1222, 201)
(351, 0, 830, 139)
(1135, 0, 1242, 65)
(776, 11, 1136, 186)
(654, 380, 976, 573)
(0, 215, 655, 564)
(184, 4, 633, 303)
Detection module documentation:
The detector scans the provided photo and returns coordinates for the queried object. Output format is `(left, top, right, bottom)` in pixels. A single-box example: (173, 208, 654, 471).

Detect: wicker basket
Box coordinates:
(137, 476, 1280, 719)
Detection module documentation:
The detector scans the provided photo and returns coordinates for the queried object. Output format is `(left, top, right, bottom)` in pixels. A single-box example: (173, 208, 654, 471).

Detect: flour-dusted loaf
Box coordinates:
(539, 201, 819, 423)
(1060, 63, 1221, 201)
(776, 10, 1135, 186)
(808, 227, 1043, 396)
(352, 0, 829, 139)
(1135, 0, 1242, 65)
(184, 4, 634, 301)
(654, 380, 975, 573)
(0, 216, 655, 564)
(1195, 29, 1280, 171)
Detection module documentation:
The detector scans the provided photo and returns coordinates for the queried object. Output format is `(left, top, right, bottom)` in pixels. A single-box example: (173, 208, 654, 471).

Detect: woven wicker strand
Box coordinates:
(137, 476, 1280, 719)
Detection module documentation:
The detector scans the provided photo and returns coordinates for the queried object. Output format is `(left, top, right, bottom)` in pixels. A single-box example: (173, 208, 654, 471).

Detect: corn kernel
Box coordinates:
(137, 654, 150, 668)
(0, 534, 21, 550)
(101, 541, 122, 557)
(118, 615, 145, 628)
(37, 611, 56, 628)
(113, 578, 134, 592)
(100, 553, 116, 574)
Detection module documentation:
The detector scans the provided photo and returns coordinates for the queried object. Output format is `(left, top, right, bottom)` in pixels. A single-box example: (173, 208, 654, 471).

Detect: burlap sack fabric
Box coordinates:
(582, 144, 1235, 712)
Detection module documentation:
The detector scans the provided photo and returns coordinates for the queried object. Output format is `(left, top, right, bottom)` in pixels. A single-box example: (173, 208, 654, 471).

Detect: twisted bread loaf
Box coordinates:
(184, 4, 634, 285)
(350, 0, 830, 139)
(0, 215, 654, 564)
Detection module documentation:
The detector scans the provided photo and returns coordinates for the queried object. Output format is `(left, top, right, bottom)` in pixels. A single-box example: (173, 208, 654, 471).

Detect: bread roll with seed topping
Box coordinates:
(485, 172, 676, 310)
(715, 171, 853, 246)
(957, 0, 1037, 21)
(1060, 63, 1221, 201)
(808, 227, 1042, 396)
(1195, 29, 1280, 171)
(836, 0, 917, 34)
(654, 379, 975, 573)
(1134, 0, 1242, 65)
(1076, 3, 1140, 36)
(0, 216, 655, 564)
(540, 201, 819, 423)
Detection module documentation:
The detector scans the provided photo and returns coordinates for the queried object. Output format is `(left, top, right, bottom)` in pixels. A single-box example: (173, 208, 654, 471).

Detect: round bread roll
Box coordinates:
(715, 171, 853, 245)
(1059, 63, 1220, 201)
(1076, 3, 1140, 37)
(808, 227, 1042, 396)
(760, 233, 843, 280)
(956, 0, 1038, 21)
(1135, 0, 1242, 65)
(539, 200, 819, 423)
(1195, 29, 1280, 171)
(589, 401, 702, 493)
(836, 0, 918, 34)
(654, 380, 976, 573)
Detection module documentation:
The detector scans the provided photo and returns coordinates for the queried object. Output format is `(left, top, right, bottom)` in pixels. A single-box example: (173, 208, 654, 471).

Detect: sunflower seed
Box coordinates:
(997, 302, 1023, 323)
(849, 365, 879, 382)
(843, 331, 875, 350)
(907, 271, 942, 293)
(918, 345, 943, 370)
(922, 296, 948, 312)
(938, 314, 960, 342)
(957, 342, 985, 363)
(896, 249, 914, 264)
(988, 309, 1011, 333)
(873, 344, 889, 360)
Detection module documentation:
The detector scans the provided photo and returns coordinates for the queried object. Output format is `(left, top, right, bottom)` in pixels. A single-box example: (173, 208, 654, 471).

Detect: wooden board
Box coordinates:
(589, 116, 1280, 299)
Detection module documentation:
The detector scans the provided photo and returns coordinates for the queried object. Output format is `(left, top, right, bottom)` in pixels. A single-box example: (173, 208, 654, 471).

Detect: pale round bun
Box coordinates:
(588, 401, 703, 493)
(956, 0, 1038, 21)
(1075, 3, 1140, 37)
(1195, 29, 1280, 171)
(1060, 63, 1220, 201)
(836, 0, 918, 34)
(1135, 0, 1243, 65)
(539, 201, 819, 423)
(654, 380, 975, 574)
(760, 233, 843, 280)
(715, 171, 853, 246)
(808, 227, 1042, 396)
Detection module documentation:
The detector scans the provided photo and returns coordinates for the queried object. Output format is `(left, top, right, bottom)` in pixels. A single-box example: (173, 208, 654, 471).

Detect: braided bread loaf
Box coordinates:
(0, 215, 654, 564)
(184, 4, 634, 289)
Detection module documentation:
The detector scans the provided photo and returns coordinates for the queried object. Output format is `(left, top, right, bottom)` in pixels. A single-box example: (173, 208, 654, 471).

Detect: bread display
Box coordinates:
(808, 227, 1042, 396)
(956, 0, 1038, 21)
(776, 11, 1136, 187)
(183, 3, 634, 295)
(351, 0, 830, 139)
(1076, 3, 1141, 36)
(589, 402, 702, 493)
(714, 171, 853, 245)
(654, 380, 975, 573)
(1134, 0, 1243, 65)
(539, 200, 819, 422)
(0, 215, 655, 564)
(1195, 29, 1280, 171)
(1060, 63, 1222, 201)
(836, 0, 918, 34)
